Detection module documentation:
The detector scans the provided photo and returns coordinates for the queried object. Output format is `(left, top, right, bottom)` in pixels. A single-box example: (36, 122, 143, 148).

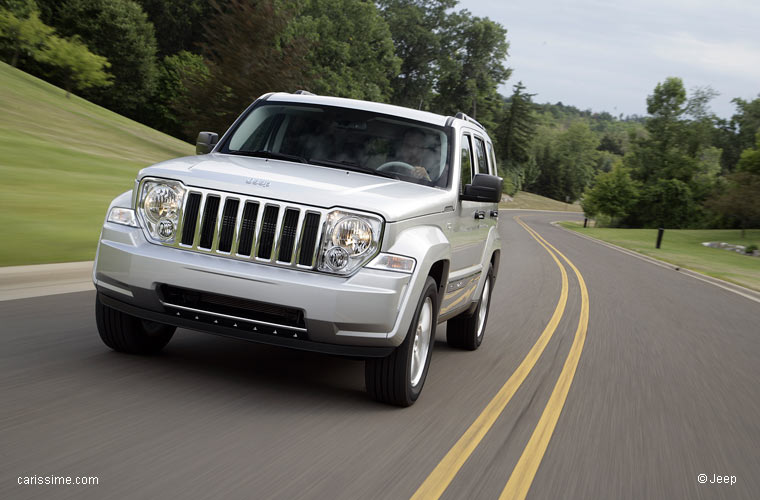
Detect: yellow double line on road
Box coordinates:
(411, 217, 589, 500)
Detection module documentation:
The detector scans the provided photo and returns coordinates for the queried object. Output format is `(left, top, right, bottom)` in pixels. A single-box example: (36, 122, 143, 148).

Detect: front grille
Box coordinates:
(169, 188, 325, 269)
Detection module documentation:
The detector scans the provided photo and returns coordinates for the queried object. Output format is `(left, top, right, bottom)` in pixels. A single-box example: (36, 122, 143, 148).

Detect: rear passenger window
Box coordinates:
(487, 142, 497, 175)
(473, 137, 488, 174)
(460, 135, 473, 194)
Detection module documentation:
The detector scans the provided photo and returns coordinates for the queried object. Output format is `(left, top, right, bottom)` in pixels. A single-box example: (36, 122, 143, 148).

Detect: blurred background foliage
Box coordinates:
(0, 0, 758, 230)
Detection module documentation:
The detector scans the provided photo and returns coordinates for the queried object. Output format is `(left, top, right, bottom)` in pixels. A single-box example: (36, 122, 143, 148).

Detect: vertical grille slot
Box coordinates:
(199, 195, 220, 249)
(236, 202, 259, 256)
(257, 205, 280, 259)
(181, 193, 201, 245)
(217, 199, 240, 253)
(277, 208, 300, 262)
(298, 212, 321, 266)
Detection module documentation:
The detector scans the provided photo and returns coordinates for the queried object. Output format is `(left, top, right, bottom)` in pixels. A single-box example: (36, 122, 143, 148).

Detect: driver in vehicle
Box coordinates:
(399, 128, 437, 181)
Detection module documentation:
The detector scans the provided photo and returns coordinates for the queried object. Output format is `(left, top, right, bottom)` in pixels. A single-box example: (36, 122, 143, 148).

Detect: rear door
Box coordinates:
(441, 130, 489, 318)
(469, 132, 496, 262)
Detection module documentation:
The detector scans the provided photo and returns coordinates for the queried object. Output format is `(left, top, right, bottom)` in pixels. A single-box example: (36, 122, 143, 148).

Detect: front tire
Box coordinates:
(96, 293, 175, 354)
(446, 265, 493, 350)
(365, 276, 438, 407)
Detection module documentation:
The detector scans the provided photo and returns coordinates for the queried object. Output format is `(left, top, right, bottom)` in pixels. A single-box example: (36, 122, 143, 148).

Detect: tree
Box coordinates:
(735, 131, 760, 175)
(0, 5, 111, 96)
(597, 132, 625, 156)
(530, 121, 599, 202)
(582, 163, 638, 222)
(377, 0, 455, 109)
(178, 0, 311, 137)
(495, 82, 537, 194)
(148, 50, 207, 138)
(683, 86, 719, 158)
(433, 13, 510, 130)
(497, 81, 537, 165)
(291, 0, 400, 102)
(52, 0, 158, 120)
(36, 33, 111, 97)
(135, 0, 209, 57)
(622, 77, 720, 227)
(0, 6, 52, 66)
(631, 178, 696, 228)
(707, 172, 760, 237)
(629, 77, 696, 184)
(731, 97, 760, 158)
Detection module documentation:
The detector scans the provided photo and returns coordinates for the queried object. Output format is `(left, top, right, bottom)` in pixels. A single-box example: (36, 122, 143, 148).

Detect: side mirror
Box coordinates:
(461, 173, 502, 203)
(196, 131, 218, 155)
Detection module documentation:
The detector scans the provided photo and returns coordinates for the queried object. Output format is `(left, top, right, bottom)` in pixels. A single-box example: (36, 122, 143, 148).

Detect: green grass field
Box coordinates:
(560, 222, 760, 291)
(0, 62, 194, 266)
(500, 191, 583, 212)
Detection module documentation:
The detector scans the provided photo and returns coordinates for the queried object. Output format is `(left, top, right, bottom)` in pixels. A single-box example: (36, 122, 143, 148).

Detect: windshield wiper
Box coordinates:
(309, 159, 398, 180)
(234, 150, 308, 164)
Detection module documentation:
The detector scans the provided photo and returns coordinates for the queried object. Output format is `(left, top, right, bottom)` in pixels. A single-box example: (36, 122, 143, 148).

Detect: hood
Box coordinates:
(138, 153, 454, 222)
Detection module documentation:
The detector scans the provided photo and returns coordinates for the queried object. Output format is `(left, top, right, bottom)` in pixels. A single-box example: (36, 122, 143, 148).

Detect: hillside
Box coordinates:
(0, 62, 194, 266)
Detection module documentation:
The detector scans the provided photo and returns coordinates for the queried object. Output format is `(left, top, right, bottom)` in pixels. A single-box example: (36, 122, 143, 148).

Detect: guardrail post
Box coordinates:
(656, 228, 664, 249)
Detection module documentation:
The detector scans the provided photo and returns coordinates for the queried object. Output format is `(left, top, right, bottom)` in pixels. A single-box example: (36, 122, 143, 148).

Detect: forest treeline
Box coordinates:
(1, 0, 758, 230)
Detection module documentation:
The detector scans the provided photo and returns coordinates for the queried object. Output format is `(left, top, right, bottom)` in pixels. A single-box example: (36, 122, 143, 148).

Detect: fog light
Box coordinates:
(157, 217, 175, 239)
(325, 246, 349, 270)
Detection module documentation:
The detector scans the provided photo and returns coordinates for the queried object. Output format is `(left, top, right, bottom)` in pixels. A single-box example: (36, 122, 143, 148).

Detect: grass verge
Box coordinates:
(0, 62, 194, 266)
(559, 222, 760, 292)
(500, 191, 582, 212)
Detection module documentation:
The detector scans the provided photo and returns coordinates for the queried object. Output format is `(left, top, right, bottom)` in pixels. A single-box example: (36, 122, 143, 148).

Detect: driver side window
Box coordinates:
(460, 134, 473, 194)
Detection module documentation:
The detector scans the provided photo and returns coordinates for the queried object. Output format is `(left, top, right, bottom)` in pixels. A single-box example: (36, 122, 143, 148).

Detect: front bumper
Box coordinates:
(94, 222, 414, 356)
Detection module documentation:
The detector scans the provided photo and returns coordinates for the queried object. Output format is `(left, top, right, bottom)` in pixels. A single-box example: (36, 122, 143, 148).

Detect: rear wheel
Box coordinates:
(365, 277, 438, 407)
(446, 265, 493, 350)
(96, 293, 175, 354)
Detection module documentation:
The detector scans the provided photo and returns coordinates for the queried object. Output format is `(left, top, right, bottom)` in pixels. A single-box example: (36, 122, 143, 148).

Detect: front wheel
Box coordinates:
(446, 265, 493, 350)
(96, 293, 175, 354)
(365, 276, 438, 407)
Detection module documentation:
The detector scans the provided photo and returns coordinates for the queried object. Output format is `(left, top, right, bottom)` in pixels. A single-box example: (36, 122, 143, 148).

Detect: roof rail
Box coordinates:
(454, 111, 485, 130)
(293, 89, 315, 95)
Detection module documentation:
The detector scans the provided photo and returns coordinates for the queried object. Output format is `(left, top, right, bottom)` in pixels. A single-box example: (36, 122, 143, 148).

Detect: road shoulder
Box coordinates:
(0, 261, 94, 301)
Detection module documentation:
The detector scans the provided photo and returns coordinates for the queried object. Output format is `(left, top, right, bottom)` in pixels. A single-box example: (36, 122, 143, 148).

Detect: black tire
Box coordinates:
(365, 276, 438, 407)
(96, 293, 175, 354)
(446, 264, 493, 351)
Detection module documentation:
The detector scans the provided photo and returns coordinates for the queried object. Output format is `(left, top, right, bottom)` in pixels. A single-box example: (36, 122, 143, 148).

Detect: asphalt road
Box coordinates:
(2, 211, 759, 499)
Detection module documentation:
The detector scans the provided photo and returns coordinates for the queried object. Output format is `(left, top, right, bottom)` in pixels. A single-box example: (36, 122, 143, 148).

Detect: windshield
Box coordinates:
(221, 102, 452, 188)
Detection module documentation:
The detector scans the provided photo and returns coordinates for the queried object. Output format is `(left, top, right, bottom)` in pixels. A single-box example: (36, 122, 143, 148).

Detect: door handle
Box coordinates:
(474, 210, 485, 220)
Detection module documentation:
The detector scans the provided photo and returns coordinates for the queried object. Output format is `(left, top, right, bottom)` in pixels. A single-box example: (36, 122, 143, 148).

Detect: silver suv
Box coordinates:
(94, 92, 502, 406)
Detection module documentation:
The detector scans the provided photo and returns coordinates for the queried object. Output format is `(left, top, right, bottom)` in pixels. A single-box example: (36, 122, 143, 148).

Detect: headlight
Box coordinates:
(318, 211, 383, 275)
(331, 217, 373, 255)
(137, 178, 186, 242)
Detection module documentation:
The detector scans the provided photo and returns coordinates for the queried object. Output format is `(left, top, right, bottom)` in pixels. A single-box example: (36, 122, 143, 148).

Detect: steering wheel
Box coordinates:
(377, 161, 416, 175)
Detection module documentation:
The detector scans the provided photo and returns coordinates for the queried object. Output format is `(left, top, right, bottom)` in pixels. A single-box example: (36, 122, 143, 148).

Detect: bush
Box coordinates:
(746, 244, 758, 254)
